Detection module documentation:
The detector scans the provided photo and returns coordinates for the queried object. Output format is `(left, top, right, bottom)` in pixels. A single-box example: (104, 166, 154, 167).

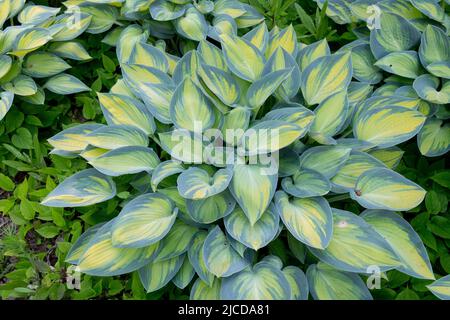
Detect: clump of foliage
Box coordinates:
(43, 5, 449, 298)
(0, 0, 450, 301)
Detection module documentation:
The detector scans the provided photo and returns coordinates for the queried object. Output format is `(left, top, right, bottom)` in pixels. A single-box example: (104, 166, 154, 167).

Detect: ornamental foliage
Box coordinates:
(0, 0, 449, 301)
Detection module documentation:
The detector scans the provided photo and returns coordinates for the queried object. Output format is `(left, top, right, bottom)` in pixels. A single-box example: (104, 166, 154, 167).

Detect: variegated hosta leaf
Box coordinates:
(300, 52, 352, 105)
(122, 63, 173, 87)
(243, 22, 269, 54)
(190, 277, 221, 300)
(342, 42, 382, 84)
(235, 3, 264, 29)
(175, 7, 208, 41)
(297, 39, 330, 72)
(209, 14, 237, 41)
(129, 42, 169, 73)
(242, 120, 306, 155)
(299, 146, 352, 179)
(2, 75, 37, 96)
(283, 266, 309, 300)
(417, 119, 450, 157)
(173, 50, 200, 83)
(48, 41, 92, 61)
(309, 90, 348, 144)
(111, 193, 178, 248)
(229, 163, 278, 226)
(419, 25, 450, 79)
(22, 52, 71, 78)
(224, 204, 279, 251)
(427, 275, 450, 300)
(309, 209, 400, 273)
(11, 28, 52, 58)
(186, 191, 235, 224)
(138, 255, 185, 293)
(410, 0, 446, 23)
(262, 106, 315, 136)
(177, 167, 233, 200)
(369, 147, 404, 169)
(221, 107, 251, 145)
(361, 210, 434, 280)
(80, 146, 108, 162)
(150, 0, 187, 21)
(266, 25, 298, 58)
(221, 260, 291, 300)
(370, 12, 421, 59)
(80, 5, 118, 34)
(246, 68, 292, 108)
(52, 13, 92, 42)
(42, 169, 116, 207)
(354, 106, 426, 148)
(263, 48, 301, 101)
(306, 263, 372, 300)
(281, 169, 331, 198)
(132, 83, 174, 125)
(198, 64, 240, 106)
(65, 224, 105, 265)
(116, 25, 148, 64)
(77, 221, 160, 276)
(374, 51, 422, 79)
(151, 160, 185, 191)
(0, 55, 12, 79)
(0, 91, 14, 121)
(89, 146, 160, 177)
(220, 33, 265, 82)
(203, 226, 250, 278)
(188, 231, 215, 285)
(413, 75, 450, 105)
(159, 129, 205, 163)
(97, 93, 157, 135)
(154, 220, 198, 262)
(260, 255, 284, 269)
(351, 168, 427, 211)
(275, 191, 333, 249)
(197, 40, 228, 71)
(331, 151, 386, 192)
(47, 123, 104, 153)
(44, 73, 90, 95)
(85, 125, 149, 150)
(170, 77, 215, 132)
(172, 255, 196, 289)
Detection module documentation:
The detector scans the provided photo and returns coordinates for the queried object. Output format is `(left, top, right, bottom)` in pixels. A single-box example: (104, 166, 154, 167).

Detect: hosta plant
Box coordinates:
(0, 1, 95, 121)
(42, 19, 449, 300)
(315, 0, 450, 158)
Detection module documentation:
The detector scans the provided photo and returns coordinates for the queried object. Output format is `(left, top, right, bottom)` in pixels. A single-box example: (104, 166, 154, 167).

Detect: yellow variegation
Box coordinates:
(229, 163, 277, 225)
(301, 52, 352, 105)
(362, 210, 434, 280)
(220, 33, 265, 82)
(42, 169, 116, 207)
(203, 226, 249, 277)
(351, 168, 426, 211)
(77, 221, 160, 276)
(354, 106, 426, 148)
(275, 191, 333, 249)
(170, 77, 215, 132)
(307, 263, 372, 300)
(138, 255, 185, 293)
(427, 275, 450, 300)
(89, 146, 160, 177)
(111, 193, 178, 248)
(309, 209, 400, 273)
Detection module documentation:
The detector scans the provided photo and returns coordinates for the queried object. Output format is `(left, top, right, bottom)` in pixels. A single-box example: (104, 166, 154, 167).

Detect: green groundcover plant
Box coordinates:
(0, 0, 449, 301)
